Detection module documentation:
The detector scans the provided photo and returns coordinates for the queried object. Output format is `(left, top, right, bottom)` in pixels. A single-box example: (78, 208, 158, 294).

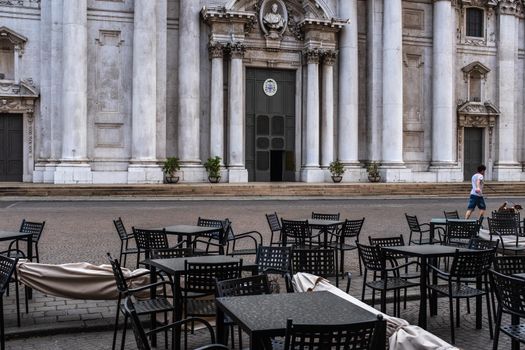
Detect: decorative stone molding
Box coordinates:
(208, 42, 225, 59)
(461, 61, 490, 81)
(497, 0, 524, 16)
(0, 79, 38, 113)
(0, 26, 28, 55)
(201, 7, 257, 36)
(322, 50, 337, 65)
(228, 42, 246, 59)
(303, 48, 321, 64)
(0, 0, 40, 8)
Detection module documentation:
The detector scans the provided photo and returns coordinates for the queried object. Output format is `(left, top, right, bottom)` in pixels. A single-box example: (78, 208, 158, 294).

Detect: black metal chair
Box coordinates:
(107, 253, 174, 350)
(492, 210, 521, 231)
(489, 270, 525, 350)
(405, 214, 441, 245)
(311, 212, 340, 244)
(8, 219, 45, 263)
(443, 210, 460, 220)
(0, 255, 17, 350)
(444, 219, 480, 248)
(493, 255, 525, 275)
(280, 219, 320, 249)
(132, 228, 171, 264)
(488, 217, 525, 255)
(256, 246, 292, 275)
(0, 247, 24, 325)
(283, 315, 383, 350)
(328, 218, 365, 276)
(113, 217, 139, 268)
(468, 237, 500, 251)
(266, 212, 283, 246)
(428, 248, 495, 344)
(225, 222, 263, 257)
(193, 217, 230, 255)
(123, 296, 229, 350)
(357, 243, 419, 318)
(151, 246, 193, 260)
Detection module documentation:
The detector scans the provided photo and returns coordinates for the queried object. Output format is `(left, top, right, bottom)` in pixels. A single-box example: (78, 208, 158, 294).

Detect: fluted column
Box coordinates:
(431, 0, 455, 166)
(55, 0, 92, 183)
(338, 0, 360, 166)
(381, 0, 403, 165)
(494, 1, 521, 180)
(209, 42, 225, 163)
(321, 50, 336, 168)
(178, 0, 201, 165)
(227, 43, 248, 182)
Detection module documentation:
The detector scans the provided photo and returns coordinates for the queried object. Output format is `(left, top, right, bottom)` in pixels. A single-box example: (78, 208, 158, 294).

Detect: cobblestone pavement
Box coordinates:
(0, 197, 522, 349)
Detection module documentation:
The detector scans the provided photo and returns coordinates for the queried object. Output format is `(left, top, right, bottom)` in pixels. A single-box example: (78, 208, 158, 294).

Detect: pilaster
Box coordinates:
(209, 42, 225, 164)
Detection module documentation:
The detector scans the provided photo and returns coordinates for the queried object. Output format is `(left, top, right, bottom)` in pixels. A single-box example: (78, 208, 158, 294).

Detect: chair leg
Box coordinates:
(14, 270, 20, 327)
(120, 314, 127, 350)
(238, 325, 243, 350)
(492, 308, 502, 350)
(449, 296, 455, 344)
(361, 273, 367, 302)
(485, 281, 494, 340)
(0, 298, 4, 350)
(456, 298, 460, 327)
(35, 244, 39, 263)
(112, 295, 121, 350)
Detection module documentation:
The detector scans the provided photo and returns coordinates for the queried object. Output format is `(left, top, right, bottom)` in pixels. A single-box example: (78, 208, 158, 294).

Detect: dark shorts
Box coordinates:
(467, 194, 486, 210)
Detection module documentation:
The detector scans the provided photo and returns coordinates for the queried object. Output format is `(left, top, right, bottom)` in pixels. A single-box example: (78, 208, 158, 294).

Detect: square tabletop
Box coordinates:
(216, 291, 379, 337)
(163, 225, 220, 235)
(148, 255, 252, 275)
(0, 230, 31, 242)
(382, 245, 474, 258)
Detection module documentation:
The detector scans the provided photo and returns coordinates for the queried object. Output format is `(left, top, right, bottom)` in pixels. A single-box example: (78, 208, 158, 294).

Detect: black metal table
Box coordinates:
(287, 218, 344, 248)
(0, 230, 33, 297)
(146, 255, 257, 350)
(382, 245, 474, 330)
(163, 224, 223, 253)
(215, 291, 386, 350)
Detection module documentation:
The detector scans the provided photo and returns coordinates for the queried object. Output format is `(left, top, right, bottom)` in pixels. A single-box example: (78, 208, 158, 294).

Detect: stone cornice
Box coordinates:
(201, 6, 257, 34)
(297, 18, 346, 33)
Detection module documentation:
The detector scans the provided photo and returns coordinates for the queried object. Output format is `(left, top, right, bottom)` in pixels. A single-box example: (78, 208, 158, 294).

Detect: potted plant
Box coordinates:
(366, 161, 381, 182)
(204, 156, 222, 183)
(162, 157, 181, 183)
(328, 160, 345, 183)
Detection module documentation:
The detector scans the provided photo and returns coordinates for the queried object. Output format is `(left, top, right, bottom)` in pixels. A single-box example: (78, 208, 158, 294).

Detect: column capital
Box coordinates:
(228, 42, 246, 59)
(322, 50, 338, 66)
(303, 48, 321, 64)
(498, 0, 524, 17)
(208, 42, 225, 59)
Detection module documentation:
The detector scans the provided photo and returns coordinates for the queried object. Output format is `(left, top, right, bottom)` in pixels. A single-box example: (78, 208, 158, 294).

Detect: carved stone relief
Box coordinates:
(95, 30, 124, 114)
(259, 0, 288, 38)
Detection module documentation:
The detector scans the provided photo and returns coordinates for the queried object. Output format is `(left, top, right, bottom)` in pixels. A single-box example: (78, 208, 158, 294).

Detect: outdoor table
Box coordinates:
(430, 218, 478, 244)
(215, 291, 386, 350)
(381, 245, 475, 330)
(146, 255, 257, 350)
(163, 224, 223, 253)
(286, 218, 344, 248)
(0, 230, 33, 298)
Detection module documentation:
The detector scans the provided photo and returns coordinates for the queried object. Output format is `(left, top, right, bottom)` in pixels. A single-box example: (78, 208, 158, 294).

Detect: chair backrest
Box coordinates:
(446, 220, 480, 244)
(256, 246, 291, 275)
(19, 219, 45, 242)
(488, 217, 519, 237)
(357, 243, 384, 272)
(151, 247, 193, 259)
(493, 256, 525, 275)
(113, 217, 128, 241)
(405, 214, 421, 233)
(449, 249, 495, 278)
(197, 217, 232, 242)
(443, 210, 460, 220)
(492, 210, 520, 227)
(266, 212, 281, 233)
(291, 248, 337, 278)
(216, 274, 271, 297)
(368, 235, 405, 260)
(468, 237, 499, 251)
(0, 255, 18, 295)
(311, 212, 340, 221)
(281, 219, 310, 245)
(283, 316, 383, 350)
(340, 218, 365, 239)
(489, 270, 525, 319)
(184, 260, 242, 295)
(106, 253, 129, 293)
(132, 228, 169, 259)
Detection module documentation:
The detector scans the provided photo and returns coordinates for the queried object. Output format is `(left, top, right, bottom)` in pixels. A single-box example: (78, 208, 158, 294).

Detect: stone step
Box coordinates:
(0, 182, 524, 198)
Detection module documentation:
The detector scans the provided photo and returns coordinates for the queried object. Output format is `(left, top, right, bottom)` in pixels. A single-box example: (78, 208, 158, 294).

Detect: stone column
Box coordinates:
(494, 1, 521, 180)
(128, 0, 162, 183)
(209, 42, 225, 163)
(430, 0, 462, 181)
(227, 43, 248, 182)
(321, 50, 336, 169)
(54, 0, 92, 183)
(178, 0, 203, 181)
(301, 48, 324, 182)
(338, 0, 361, 181)
(381, 0, 411, 181)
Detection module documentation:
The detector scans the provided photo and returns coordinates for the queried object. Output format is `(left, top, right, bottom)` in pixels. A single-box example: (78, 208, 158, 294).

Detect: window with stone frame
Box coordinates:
(469, 71, 482, 102)
(466, 8, 484, 38)
(0, 39, 14, 80)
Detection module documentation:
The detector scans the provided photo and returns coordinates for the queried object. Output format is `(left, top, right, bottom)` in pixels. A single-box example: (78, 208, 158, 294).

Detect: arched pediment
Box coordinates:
(224, 0, 334, 20)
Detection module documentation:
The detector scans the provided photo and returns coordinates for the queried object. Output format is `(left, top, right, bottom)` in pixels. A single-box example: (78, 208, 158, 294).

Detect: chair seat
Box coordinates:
(186, 298, 216, 317)
(501, 324, 525, 343)
(429, 283, 486, 298)
(131, 297, 173, 315)
(328, 242, 357, 251)
(366, 278, 418, 291)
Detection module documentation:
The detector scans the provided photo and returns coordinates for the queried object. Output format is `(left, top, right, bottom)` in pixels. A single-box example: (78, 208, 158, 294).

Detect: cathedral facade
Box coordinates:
(1, 0, 524, 183)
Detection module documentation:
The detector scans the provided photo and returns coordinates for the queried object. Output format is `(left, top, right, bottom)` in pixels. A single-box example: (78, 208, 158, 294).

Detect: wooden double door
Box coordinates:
(245, 68, 296, 182)
(463, 127, 483, 181)
(0, 114, 23, 181)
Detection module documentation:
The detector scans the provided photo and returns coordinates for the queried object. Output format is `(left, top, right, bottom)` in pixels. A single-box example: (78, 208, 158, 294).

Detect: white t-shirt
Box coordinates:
(470, 173, 484, 196)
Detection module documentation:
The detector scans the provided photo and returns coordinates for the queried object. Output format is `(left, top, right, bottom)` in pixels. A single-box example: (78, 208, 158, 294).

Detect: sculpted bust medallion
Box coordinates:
(259, 0, 288, 37)
(263, 3, 285, 30)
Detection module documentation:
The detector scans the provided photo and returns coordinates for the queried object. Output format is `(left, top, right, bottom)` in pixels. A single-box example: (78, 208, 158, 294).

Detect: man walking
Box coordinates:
(465, 165, 486, 220)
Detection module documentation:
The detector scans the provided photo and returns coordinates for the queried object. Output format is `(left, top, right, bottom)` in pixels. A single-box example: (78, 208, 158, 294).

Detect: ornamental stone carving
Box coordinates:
(208, 42, 225, 59)
(259, 0, 288, 39)
(303, 48, 321, 64)
(498, 0, 524, 16)
(0, 0, 40, 8)
(229, 42, 246, 59)
(322, 50, 337, 66)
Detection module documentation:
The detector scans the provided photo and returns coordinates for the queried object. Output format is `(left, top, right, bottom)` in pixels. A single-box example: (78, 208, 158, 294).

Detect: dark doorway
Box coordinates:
(0, 114, 23, 181)
(463, 127, 483, 181)
(246, 68, 295, 182)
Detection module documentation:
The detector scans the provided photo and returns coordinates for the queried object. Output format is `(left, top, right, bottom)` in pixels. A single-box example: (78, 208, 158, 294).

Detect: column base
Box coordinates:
(379, 165, 413, 182)
(228, 168, 248, 183)
(54, 162, 93, 184)
(493, 163, 522, 181)
(34, 161, 59, 183)
(301, 167, 325, 183)
(127, 163, 163, 184)
(180, 165, 207, 183)
(428, 164, 463, 182)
